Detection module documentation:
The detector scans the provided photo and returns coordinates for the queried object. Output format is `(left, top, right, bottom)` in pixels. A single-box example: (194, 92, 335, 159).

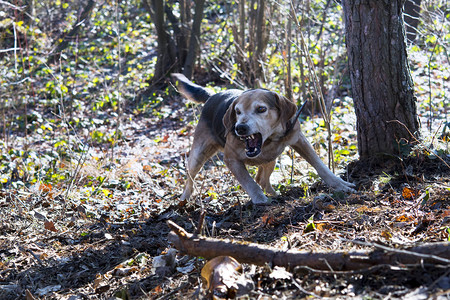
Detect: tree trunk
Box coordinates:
(144, 0, 206, 88)
(183, 0, 206, 79)
(146, 0, 177, 87)
(342, 0, 420, 159)
(252, 0, 267, 84)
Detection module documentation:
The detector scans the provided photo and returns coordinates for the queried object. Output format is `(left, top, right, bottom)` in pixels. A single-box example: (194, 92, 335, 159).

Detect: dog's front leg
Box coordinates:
(291, 131, 356, 192)
(224, 157, 269, 204)
(255, 161, 278, 196)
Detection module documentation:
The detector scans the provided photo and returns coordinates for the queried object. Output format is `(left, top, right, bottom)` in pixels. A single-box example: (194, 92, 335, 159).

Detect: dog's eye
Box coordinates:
(235, 108, 241, 115)
(256, 106, 267, 114)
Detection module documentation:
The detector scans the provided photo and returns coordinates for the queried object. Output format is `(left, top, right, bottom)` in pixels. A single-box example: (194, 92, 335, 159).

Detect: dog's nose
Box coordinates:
(235, 123, 249, 136)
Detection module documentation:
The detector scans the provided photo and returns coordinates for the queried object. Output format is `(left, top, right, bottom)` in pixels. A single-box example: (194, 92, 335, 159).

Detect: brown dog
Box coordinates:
(172, 73, 355, 204)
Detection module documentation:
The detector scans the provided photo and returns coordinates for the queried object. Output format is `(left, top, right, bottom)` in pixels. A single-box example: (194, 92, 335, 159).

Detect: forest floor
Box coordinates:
(1, 92, 449, 299)
(1, 0, 449, 297)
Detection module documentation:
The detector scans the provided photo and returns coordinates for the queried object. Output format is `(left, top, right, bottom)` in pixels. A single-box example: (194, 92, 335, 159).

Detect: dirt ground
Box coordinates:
(1, 99, 449, 299)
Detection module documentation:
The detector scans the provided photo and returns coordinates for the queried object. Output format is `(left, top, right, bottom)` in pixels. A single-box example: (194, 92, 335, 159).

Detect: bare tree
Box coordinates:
(233, 0, 270, 87)
(144, 0, 206, 87)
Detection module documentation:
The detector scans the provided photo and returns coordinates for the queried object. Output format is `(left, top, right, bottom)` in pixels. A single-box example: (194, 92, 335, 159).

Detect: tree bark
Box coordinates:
(183, 0, 206, 79)
(146, 0, 177, 87)
(167, 221, 450, 271)
(144, 0, 206, 88)
(342, 0, 420, 158)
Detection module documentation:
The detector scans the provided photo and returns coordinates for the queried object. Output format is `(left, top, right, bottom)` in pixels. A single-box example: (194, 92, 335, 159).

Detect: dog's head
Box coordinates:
(223, 89, 297, 158)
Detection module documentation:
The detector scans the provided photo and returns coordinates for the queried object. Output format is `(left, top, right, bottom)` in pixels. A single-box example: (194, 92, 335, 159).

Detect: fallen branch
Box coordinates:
(167, 220, 450, 271)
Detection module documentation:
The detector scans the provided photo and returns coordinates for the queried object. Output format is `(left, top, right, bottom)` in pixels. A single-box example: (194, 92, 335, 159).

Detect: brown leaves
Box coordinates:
(261, 214, 277, 226)
(355, 205, 382, 214)
(39, 183, 52, 193)
(142, 164, 152, 172)
(394, 214, 415, 223)
(44, 221, 58, 232)
(201, 256, 254, 299)
(401, 186, 417, 200)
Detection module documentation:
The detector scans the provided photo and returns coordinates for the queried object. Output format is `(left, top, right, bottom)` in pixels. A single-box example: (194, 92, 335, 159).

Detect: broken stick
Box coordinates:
(167, 220, 450, 271)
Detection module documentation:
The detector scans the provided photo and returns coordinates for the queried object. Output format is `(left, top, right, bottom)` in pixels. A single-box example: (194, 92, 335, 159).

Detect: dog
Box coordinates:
(172, 73, 355, 204)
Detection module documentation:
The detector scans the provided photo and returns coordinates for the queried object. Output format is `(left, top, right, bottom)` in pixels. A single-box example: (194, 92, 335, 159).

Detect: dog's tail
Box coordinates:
(171, 73, 213, 103)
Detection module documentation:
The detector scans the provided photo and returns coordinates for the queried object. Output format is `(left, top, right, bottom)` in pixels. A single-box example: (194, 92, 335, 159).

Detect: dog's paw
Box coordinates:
(251, 195, 270, 205)
(330, 178, 356, 193)
(265, 187, 278, 197)
(180, 189, 192, 201)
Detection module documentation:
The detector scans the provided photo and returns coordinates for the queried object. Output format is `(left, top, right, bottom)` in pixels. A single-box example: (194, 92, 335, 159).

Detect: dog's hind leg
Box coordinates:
(181, 125, 220, 201)
(255, 160, 277, 196)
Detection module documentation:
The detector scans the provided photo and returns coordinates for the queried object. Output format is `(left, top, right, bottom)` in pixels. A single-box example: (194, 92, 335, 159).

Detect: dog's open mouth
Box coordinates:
(239, 133, 263, 158)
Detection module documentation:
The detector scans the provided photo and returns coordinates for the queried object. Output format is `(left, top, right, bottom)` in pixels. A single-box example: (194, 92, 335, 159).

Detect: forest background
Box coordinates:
(0, 0, 449, 299)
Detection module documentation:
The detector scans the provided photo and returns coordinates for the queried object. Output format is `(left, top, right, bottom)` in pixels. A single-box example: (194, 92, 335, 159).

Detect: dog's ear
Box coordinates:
(223, 101, 237, 136)
(274, 93, 297, 127)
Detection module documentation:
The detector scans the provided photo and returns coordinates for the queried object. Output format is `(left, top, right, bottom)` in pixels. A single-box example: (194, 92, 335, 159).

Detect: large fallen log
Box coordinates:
(167, 220, 450, 271)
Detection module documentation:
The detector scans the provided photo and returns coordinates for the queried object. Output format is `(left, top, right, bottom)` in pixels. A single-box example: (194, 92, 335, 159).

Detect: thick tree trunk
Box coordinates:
(342, 0, 420, 158)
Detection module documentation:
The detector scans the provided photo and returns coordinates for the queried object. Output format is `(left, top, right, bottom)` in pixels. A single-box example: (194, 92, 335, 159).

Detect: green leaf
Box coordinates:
(304, 221, 316, 233)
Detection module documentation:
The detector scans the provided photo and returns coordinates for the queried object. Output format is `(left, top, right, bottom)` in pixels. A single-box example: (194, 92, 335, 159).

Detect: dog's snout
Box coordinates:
(235, 123, 249, 136)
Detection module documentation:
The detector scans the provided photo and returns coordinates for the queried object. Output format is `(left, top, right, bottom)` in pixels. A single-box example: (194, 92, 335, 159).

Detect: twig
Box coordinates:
(0, 47, 22, 53)
(0, 0, 25, 10)
(155, 283, 190, 300)
(411, 190, 428, 211)
(348, 239, 450, 265)
(293, 278, 328, 299)
(13, 20, 18, 78)
(428, 268, 450, 290)
(47, 0, 96, 63)
(64, 145, 90, 202)
(289, 0, 335, 172)
(197, 210, 206, 235)
(113, 0, 122, 163)
(387, 120, 450, 169)
(167, 220, 190, 239)
(19, 246, 44, 266)
(6, 77, 30, 85)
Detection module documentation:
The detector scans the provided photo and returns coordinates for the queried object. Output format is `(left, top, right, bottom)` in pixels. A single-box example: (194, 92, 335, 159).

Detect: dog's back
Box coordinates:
(172, 73, 243, 146)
